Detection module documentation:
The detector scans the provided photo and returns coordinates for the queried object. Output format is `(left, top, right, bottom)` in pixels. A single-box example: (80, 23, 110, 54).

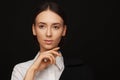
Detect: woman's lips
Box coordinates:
(44, 40, 53, 45)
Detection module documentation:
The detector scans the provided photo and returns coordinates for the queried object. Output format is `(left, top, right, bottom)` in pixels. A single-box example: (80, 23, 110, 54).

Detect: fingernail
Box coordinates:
(59, 54, 62, 56)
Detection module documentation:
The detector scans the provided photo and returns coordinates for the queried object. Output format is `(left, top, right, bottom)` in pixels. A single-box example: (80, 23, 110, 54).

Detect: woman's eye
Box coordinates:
(39, 25, 45, 29)
(53, 26, 60, 29)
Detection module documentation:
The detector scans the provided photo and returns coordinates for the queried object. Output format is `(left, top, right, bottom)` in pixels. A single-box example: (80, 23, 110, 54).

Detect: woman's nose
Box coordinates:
(46, 28, 52, 37)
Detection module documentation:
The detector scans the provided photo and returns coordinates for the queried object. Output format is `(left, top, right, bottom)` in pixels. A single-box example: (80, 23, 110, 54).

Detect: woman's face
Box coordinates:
(32, 10, 66, 52)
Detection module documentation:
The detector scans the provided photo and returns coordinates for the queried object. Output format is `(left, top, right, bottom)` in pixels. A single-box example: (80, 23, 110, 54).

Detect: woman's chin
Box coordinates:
(43, 45, 57, 50)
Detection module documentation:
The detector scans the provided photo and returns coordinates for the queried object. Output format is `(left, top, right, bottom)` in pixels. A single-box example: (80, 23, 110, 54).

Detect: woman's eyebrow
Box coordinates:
(52, 23, 61, 25)
(38, 22, 62, 26)
(38, 22, 46, 25)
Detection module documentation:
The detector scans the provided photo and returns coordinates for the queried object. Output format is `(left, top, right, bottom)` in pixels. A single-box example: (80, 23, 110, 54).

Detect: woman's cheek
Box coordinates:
(55, 35, 62, 44)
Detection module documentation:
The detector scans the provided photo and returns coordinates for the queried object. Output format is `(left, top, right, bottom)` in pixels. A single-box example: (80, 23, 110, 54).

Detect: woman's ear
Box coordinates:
(62, 25, 67, 37)
(32, 24, 36, 36)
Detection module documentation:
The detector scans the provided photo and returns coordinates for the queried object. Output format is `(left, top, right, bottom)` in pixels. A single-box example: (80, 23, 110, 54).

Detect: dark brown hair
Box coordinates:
(32, 0, 67, 25)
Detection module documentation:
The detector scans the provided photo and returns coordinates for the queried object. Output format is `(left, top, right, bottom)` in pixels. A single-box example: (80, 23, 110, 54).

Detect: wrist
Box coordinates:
(24, 67, 36, 80)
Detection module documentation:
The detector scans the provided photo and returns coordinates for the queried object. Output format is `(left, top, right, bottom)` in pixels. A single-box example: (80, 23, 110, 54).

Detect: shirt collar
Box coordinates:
(33, 51, 64, 71)
(55, 52, 64, 71)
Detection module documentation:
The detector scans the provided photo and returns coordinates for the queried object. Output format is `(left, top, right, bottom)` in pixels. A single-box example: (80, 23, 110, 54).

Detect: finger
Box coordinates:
(48, 54, 56, 64)
(47, 54, 56, 64)
(51, 50, 61, 57)
(43, 55, 52, 64)
(52, 47, 60, 51)
(43, 54, 55, 64)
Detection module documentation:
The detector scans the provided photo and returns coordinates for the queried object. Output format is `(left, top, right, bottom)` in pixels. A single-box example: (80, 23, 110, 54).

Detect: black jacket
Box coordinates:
(60, 58, 95, 80)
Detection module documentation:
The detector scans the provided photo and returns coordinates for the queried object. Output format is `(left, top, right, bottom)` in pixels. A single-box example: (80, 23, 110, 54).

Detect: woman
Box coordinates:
(11, 0, 67, 80)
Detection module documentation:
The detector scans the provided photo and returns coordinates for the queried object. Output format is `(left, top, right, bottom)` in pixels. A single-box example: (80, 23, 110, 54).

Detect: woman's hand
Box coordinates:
(24, 47, 61, 80)
(31, 47, 61, 72)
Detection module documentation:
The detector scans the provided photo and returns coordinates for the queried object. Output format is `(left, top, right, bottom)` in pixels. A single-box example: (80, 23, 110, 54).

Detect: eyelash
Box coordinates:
(39, 25, 45, 29)
(38, 25, 60, 29)
(53, 26, 60, 29)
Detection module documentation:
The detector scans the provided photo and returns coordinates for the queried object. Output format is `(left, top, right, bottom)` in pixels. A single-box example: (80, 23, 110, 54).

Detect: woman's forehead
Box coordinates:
(35, 10, 63, 24)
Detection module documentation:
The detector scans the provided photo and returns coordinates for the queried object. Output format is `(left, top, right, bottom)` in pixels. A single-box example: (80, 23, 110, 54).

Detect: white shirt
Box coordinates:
(11, 51, 65, 80)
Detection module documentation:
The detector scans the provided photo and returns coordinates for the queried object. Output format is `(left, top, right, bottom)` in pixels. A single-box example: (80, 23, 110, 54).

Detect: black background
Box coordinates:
(1, 0, 119, 80)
